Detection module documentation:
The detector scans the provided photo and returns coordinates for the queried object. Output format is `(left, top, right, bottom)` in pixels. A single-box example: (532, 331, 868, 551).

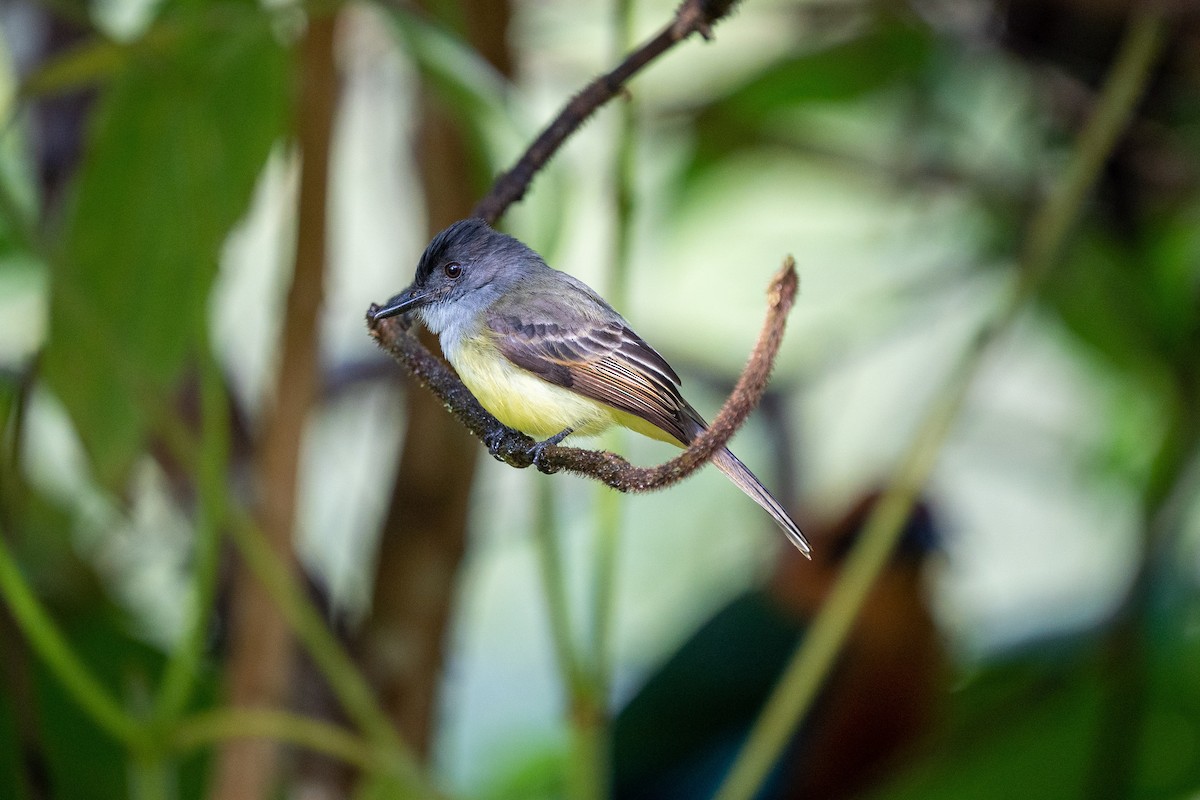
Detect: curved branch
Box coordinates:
(169, 709, 385, 773)
(472, 0, 740, 224)
(367, 259, 797, 491)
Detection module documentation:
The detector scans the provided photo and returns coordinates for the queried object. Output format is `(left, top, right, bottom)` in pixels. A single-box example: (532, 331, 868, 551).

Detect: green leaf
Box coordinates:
(41, 17, 291, 486)
(868, 592, 1200, 800)
(682, 18, 935, 186)
(717, 21, 934, 111)
(19, 37, 131, 99)
(1041, 209, 1200, 394)
(477, 740, 568, 800)
(875, 671, 1104, 798)
(1143, 209, 1200, 361)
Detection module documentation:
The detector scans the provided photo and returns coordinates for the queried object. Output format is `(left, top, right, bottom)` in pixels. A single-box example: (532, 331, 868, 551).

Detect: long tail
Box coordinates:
(712, 448, 811, 557)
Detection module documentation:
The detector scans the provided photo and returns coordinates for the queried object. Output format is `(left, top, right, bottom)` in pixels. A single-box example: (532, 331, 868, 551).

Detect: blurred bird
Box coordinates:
(611, 492, 945, 800)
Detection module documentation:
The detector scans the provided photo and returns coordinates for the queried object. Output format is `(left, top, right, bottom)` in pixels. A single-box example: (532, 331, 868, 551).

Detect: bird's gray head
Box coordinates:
(370, 217, 541, 335)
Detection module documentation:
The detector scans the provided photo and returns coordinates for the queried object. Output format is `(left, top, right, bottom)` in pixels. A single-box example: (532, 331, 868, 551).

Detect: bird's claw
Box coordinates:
(483, 427, 569, 470)
(528, 439, 560, 474)
(483, 429, 507, 460)
(527, 427, 572, 474)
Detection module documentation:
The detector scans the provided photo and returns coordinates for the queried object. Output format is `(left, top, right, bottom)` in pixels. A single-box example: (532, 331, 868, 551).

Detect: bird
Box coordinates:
(370, 217, 809, 555)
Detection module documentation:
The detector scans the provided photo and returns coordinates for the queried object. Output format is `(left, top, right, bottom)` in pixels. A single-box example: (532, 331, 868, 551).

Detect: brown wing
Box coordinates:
(486, 300, 697, 444)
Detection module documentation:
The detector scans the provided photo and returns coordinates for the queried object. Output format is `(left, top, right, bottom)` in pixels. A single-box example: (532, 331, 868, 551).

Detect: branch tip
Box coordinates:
(770, 256, 798, 309)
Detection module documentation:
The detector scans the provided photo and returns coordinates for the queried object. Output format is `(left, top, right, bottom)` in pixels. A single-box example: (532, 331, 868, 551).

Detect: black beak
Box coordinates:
(369, 285, 433, 322)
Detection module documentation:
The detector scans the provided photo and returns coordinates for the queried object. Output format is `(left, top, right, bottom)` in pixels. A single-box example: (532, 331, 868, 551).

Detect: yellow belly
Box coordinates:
(446, 333, 682, 445)
(449, 335, 614, 438)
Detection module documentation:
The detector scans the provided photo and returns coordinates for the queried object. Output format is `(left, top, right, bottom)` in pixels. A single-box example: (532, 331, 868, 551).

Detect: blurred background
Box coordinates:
(0, 0, 1198, 797)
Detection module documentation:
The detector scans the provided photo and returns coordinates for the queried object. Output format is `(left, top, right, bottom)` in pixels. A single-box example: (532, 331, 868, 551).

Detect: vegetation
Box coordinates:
(0, 0, 1198, 798)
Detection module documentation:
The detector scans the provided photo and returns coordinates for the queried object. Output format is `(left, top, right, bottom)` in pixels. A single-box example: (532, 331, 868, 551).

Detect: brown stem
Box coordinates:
(358, 90, 483, 757)
(366, 258, 798, 492)
(210, 15, 339, 800)
(471, 0, 740, 224)
(353, 0, 516, 773)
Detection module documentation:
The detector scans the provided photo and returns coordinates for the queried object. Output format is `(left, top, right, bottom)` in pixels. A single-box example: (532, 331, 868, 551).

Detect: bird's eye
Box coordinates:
(444, 261, 463, 279)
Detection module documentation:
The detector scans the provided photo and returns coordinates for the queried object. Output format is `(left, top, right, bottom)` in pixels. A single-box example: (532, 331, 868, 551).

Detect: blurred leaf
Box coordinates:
(869, 594, 1200, 800)
(41, 17, 291, 486)
(1046, 232, 1168, 379)
(1137, 651, 1200, 795)
(0, 678, 23, 796)
(353, 773, 429, 800)
(20, 38, 132, 99)
(682, 18, 935, 186)
(1135, 574, 1200, 797)
(0, 603, 160, 798)
(865, 643, 1107, 800)
(5, 491, 96, 602)
(1042, 210, 1200, 397)
(383, 7, 568, 260)
(0, 598, 217, 798)
(1143, 210, 1200, 360)
(31, 611, 144, 797)
(385, 8, 513, 187)
(0, 151, 39, 257)
(719, 22, 933, 110)
(477, 742, 568, 800)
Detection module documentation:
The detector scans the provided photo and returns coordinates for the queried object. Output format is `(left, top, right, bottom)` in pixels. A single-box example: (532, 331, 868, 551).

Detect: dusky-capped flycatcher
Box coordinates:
(371, 218, 810, 555)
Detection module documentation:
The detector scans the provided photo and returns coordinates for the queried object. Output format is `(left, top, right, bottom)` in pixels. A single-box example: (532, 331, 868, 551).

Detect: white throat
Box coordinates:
(417, 300, 480, 360)
(416, 302, 455, 336)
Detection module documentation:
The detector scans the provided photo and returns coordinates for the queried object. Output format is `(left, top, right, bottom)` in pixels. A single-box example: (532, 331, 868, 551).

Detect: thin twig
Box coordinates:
(153, 347, 228, 722)
(533, 480, 586, 695)
(367, 258, 797, 491)
(169, 709, 390, 774)
(711, 7, 1169, 800)
(472, 0, 740, 224)
(532, 478, 606, 800)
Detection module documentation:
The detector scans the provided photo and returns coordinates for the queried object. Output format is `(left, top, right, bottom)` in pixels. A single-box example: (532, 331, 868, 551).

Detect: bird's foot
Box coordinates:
(483, 428, 508, 461)
(528, 428, 572, 474)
